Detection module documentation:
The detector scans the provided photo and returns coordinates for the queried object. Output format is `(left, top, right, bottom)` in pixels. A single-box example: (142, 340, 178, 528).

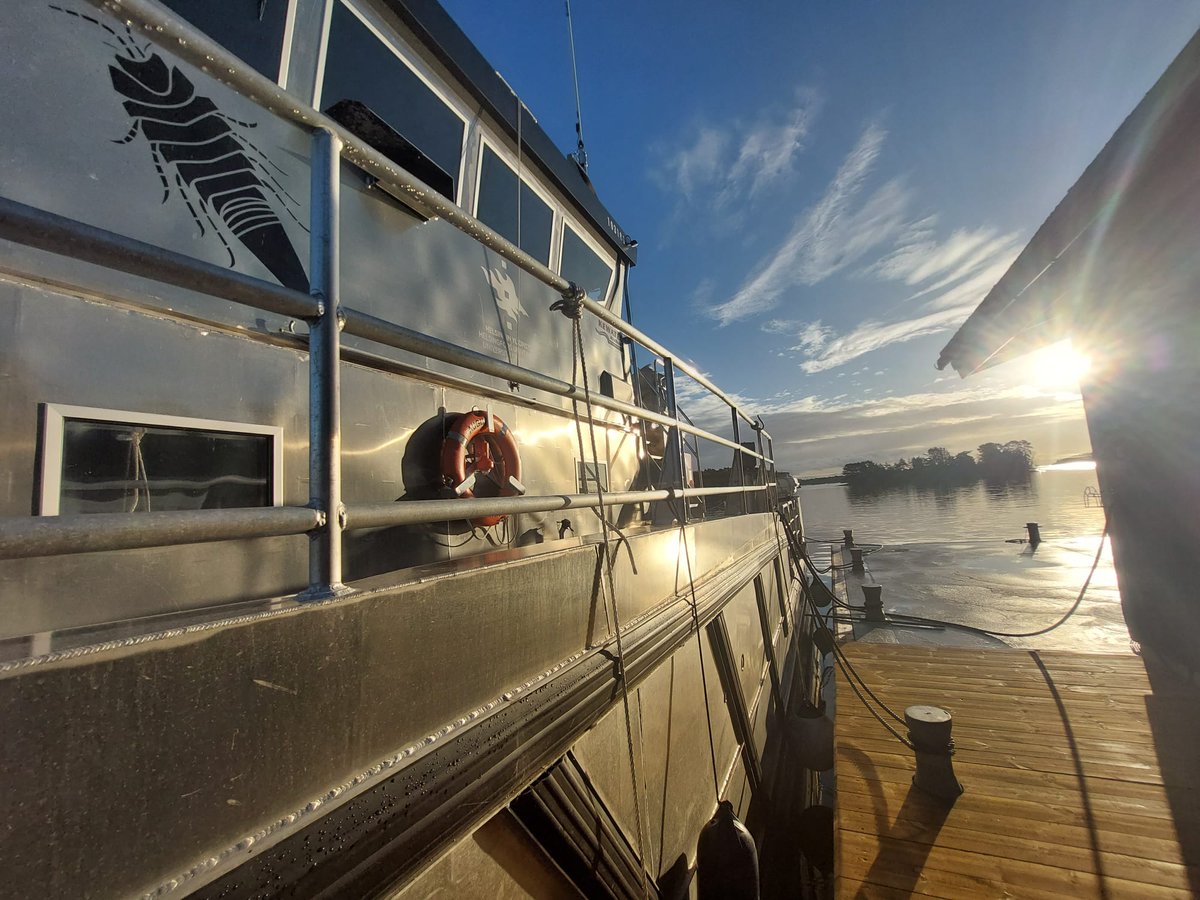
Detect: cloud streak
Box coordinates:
(650, 89, 820, 217)
(709, 122, 911, 326)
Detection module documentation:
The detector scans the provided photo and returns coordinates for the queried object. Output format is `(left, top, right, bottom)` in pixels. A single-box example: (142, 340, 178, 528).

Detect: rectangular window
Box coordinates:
(321, 2, 465, 199)
(159, 0, 291, 83)
(475, 145, 554, 266)
(40, 405, 281, 515)
(560, 223, 614, 303)
(577, 461, 609, 493)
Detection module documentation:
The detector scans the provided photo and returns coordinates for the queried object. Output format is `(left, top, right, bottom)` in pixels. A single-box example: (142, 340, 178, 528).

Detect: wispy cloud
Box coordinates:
(871, 226, 1017, 287)
(794, 304, 975, 372)
(709, 122, 912, 326)
(650, 89, 820, 220)
(723, 94, 819, 202)
(760, 212, 1021, 371)
(664, 126, 727, 200)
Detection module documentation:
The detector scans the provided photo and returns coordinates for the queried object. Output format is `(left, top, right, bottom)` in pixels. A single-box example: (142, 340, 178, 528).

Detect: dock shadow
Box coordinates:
(842, 745, 956, 898)
(1142, 652, 1200, 897)
(1030, 650, 1110, 900)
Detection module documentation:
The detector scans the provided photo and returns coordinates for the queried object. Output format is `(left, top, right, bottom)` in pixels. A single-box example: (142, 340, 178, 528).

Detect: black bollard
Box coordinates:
(905, 705, 963, 801)
(850, 546, 865, 573)
(843, 528, 854, 548)
(862, 584, 885, 622)
(1026, 522, 1041, 547)
(697, 800, 760, 900)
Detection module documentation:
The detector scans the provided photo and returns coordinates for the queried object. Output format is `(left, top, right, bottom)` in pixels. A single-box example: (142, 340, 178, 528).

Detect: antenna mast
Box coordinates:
(564, 0, 588, 173)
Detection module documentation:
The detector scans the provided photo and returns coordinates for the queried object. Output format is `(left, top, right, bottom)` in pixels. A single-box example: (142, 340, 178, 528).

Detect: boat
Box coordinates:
(0, 2, 823, 897)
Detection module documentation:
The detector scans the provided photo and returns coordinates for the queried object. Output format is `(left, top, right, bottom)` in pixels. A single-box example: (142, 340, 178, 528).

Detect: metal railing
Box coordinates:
(0, 1, 777, 598)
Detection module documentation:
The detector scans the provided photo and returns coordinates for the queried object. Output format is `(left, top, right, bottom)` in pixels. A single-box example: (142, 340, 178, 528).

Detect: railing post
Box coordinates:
(732, 411, 746, 515)
(305, 128, 346, 598)
(660, 357, 687, 525)
(765, 433, 776, 509)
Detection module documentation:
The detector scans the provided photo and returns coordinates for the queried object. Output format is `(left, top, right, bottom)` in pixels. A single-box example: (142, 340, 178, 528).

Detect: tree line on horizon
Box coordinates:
(840, 440, 1035, 487)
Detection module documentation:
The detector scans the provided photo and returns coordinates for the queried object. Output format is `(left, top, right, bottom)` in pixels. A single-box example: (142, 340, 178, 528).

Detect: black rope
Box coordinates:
(672, 500, 723, 802)
(564, 311, 650, 898)
(781, 516, 912, 741)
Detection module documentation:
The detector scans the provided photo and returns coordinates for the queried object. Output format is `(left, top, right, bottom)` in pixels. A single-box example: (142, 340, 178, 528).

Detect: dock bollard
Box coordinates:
(843, 529, 854, 548)
(861, 584, 886, 622)
(1026, 522, 1041, 547)
(905, 705, 963, 801)
(850, 546, 865, 573)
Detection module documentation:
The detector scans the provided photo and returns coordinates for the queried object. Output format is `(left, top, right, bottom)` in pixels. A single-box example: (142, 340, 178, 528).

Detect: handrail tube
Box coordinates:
(340, 307, 769, 462)
(89, 0, 761, 429)
(0, 197, 320, 320)
(0, 191, 773, 466)
(0, 507, 321, 560)
(345, 484, 768, 530)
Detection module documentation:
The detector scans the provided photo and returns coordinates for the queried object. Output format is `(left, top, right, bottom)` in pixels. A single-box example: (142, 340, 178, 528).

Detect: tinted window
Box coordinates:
(323, 3, 463, 198)
(560, 225, 613, 302)
(476, 146, 554, 265)
(59, 420, 273, 514)
(160, 0, 288, 81)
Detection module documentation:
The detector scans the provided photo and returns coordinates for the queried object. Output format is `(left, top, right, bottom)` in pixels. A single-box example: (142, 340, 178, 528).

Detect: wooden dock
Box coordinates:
(834, 643, 1200, 898)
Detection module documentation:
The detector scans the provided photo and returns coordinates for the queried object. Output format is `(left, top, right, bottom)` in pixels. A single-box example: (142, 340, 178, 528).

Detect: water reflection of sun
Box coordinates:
(1027, 340, 1092, 389)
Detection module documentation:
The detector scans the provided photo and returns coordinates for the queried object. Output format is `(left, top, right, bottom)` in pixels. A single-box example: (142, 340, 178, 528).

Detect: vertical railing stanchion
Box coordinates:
(732, 411, 746, 516)
(305, 127, 346, 598)
(754, 420, 767, 514)
(662, 357, 687, 526)
(766, 434, 776, 508)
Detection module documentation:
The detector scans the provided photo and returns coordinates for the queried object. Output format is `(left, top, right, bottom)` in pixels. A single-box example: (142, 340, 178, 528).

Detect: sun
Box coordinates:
(1028, 340, 1092, 388)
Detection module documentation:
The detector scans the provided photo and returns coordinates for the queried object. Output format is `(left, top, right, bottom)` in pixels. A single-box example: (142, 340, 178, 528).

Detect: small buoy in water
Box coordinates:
(697, 800, 759, 900)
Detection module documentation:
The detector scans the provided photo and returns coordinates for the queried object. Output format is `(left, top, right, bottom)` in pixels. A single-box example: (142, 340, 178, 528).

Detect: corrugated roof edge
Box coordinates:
(382, 0, 637, 266)
(936, 27, 1200, 377)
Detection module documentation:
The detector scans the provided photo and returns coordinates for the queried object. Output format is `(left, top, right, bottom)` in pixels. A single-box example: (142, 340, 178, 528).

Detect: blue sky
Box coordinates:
(442, 1, 1200, 475)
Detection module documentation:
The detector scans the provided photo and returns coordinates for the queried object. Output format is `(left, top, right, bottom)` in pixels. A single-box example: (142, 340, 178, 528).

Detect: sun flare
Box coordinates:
(1028, 340, 1092, 388)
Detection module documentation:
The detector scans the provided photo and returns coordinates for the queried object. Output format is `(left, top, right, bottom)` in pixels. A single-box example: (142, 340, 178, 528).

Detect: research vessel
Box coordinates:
(0, 2, 823, 897)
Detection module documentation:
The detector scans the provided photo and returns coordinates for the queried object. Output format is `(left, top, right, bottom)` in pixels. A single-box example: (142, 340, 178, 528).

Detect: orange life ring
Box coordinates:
(440, 411, 522, 527)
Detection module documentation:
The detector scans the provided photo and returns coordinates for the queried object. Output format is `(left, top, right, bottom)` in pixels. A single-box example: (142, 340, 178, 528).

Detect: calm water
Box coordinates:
(798, 464, 1105, 546)
(799, 464, 1129, 652)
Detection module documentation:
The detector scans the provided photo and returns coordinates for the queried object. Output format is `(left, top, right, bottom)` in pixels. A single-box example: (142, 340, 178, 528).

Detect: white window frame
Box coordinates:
(473, 136, 560, 267)
(39, 404, 284, 516)
(558, 219, 617, 308)
(315, 0, 471, 204)
(276, 0, 300, 89)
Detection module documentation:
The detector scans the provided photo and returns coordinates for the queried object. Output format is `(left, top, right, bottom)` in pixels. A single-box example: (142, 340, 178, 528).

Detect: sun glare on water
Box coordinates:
(1028, 340, 1092, 389)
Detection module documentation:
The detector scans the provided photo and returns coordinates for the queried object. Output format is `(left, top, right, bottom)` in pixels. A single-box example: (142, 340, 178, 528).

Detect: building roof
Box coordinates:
(936, 29, 1200, 377)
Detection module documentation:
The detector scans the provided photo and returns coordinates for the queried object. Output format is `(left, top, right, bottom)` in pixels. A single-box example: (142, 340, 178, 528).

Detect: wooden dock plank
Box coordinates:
(834, 644, 1200, 898)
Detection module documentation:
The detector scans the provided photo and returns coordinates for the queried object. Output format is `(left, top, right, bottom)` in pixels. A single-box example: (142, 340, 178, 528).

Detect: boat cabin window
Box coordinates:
(560, 222, 614, 303)
(158, 0, 290, 83)
(578, 461, 608, 493)
(39, 405, 282, 516)
(474, 144, 555, 266)
(321, 1, 466, 201)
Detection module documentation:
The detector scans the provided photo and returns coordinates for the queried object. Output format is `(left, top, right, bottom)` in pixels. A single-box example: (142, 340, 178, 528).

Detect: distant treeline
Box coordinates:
(841, 441, 1035, 487)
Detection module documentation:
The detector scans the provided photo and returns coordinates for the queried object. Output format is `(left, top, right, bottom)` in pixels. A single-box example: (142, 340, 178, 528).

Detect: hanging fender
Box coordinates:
(440, 411, 524, 527)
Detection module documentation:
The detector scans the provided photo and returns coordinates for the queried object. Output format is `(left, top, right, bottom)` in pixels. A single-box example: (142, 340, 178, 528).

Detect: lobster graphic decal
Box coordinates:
(51, 6, 310, 292)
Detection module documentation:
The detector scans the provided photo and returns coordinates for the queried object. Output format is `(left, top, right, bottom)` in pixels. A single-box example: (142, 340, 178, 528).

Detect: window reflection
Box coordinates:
(476, 146, 554, 265)
(560, 225, 613, 302)
(322, 2, 464, 199)
(159, 0, 289, 82)
(59, 420, 273, 514)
